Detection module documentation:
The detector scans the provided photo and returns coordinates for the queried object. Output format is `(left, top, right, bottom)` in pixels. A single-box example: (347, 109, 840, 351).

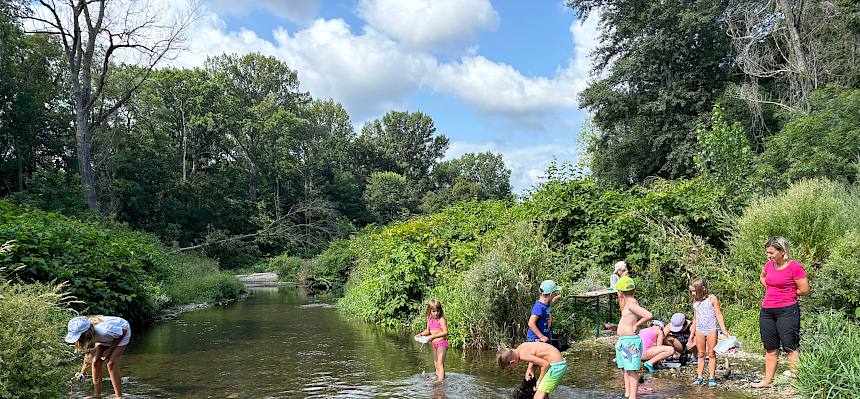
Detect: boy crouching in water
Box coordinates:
(497, 341, 568, 399)
(615, 276, 652, 399)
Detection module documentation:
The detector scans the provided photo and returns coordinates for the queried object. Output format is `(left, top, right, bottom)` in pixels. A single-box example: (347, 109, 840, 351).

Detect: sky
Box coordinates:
(164, 1, 601, 193)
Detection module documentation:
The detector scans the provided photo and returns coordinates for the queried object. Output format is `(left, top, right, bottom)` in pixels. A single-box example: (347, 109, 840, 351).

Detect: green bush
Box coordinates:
(430, 222, 551, 349)
(0, 200, 166, 321)
(811, 231, 860, 315)
(796, 312, 860, 398)
(728, 179, 858, 304)
(313, 238, 357, 287)
(162, 252, 245, 306)
(0, 281, 74, 399)
(254, 253, 307, 282)
(339, 200, 516, 327)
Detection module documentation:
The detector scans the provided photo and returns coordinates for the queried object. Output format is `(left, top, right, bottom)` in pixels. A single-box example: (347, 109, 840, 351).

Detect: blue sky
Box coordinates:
(171, 0, 600, 193)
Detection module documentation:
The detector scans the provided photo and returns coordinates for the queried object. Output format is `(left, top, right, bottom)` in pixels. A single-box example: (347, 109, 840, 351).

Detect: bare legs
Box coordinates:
(624, 370, 639, 399)
(433, 345, 447, 380)
(643, 345, 674, 367)
(694, 331, 718, 379)
(85, 345, 125, 398)
(752, 349, 781, 387)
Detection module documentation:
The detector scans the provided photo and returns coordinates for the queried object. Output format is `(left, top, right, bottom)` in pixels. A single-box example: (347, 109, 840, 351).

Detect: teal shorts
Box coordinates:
(615, 335, 642, 371)
(537, 360, 567, 393)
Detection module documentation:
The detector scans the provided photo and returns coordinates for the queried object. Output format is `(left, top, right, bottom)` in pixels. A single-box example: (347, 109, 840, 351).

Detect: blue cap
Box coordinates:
(539, 280, 560, 295)
(64, 316, 90, 343)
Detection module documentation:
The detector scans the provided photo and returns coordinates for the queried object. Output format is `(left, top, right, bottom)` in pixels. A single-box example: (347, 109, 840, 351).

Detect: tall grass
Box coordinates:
(796, 311, 860, 398)
(162, 252, 245, 306)
(0, 281, 74, 399)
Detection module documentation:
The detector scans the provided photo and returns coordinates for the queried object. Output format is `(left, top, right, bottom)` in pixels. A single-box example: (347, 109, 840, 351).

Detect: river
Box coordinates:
(75, 287, 754, 398)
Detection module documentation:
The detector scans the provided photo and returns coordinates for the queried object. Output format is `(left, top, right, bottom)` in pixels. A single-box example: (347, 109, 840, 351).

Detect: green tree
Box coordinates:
(757, 88, 860, 187)
(358, 111, 449, 191)
(694, 105, 755, 193)
(422, 152, 512, 212)
(567, 0, 737, 185)
(363, 171, 417, 224)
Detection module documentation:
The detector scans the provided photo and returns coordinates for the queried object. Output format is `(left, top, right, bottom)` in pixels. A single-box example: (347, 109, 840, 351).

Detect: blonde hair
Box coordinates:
(496, 348, 517, 368)
(765, 236, 791, 259)
(689, 278, 710, 303)
(426, 299, 444, 319)
(73, 316, 103, 354)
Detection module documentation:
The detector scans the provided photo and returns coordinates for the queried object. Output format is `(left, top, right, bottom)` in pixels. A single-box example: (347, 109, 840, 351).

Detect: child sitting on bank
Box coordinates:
(415, 299, 449, 380)
(614, 276, 652, 399)
(663, 312, 695, 365)
(497, 341, 568, 399)
(610, 261, 628, 289)
(689, 278, 730, 387)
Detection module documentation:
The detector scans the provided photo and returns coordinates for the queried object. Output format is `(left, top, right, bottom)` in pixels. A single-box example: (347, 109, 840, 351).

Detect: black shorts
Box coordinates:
(759, 303, 801, 352)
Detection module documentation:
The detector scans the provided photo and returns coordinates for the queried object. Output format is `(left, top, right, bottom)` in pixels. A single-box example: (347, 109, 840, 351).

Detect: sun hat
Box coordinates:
(615, 276, 635, 292)
(669, 313, 687, 332)
(64, 316, 91, 343)
(613, 261, 627, 272)
(539, 280, 561, 295)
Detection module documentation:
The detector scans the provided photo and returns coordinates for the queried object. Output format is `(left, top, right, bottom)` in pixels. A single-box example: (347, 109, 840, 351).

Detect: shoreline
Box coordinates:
(578, 336, 802, 399)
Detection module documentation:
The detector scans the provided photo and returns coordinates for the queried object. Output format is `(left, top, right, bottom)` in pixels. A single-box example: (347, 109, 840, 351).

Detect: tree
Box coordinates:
(566, 0, 737, 185)
(422, 152, 512, 212)
(727, 0, 860, 113)
(363, 171, 417, 224)
(23, 0, 198, 211)
(358, 111, 449, 191)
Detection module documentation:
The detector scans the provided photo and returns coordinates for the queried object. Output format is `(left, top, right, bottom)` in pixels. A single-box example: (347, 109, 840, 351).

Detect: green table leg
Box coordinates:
(594, 296, 601, 338)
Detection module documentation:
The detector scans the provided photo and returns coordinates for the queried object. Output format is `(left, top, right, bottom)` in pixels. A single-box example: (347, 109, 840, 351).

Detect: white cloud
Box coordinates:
(357, 0, 499, 51)
(446, 141, 578, 194)
(429, 15, 601, 126)
(208, 0, 320, 23)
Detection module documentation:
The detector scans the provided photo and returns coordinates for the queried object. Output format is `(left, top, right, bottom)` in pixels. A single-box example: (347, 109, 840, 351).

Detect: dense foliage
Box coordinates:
(0, 280, 73, 399)
(0, 200, 245, 322)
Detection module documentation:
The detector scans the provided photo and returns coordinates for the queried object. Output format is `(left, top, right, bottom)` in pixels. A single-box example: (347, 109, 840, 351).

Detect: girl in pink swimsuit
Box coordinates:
(416, 299, 449, 380)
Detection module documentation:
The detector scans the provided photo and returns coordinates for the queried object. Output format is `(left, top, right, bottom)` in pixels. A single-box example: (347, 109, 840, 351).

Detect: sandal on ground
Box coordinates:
(693, 377, 704, 385)
(708, 378, 717, 387)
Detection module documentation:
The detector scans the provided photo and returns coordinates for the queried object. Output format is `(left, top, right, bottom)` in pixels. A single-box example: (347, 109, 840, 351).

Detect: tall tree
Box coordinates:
(358, 111, 449, 191)
(23, 0, 197, 211)
(421, 152, 512, 212)
(567, 0, 737, 185)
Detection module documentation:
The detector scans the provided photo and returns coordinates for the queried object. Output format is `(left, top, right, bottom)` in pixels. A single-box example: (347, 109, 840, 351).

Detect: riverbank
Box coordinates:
(580, 336, 801, 399)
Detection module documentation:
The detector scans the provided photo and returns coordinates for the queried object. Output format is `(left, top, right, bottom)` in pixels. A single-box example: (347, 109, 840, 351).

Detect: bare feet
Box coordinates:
(751, 380, 772, 388)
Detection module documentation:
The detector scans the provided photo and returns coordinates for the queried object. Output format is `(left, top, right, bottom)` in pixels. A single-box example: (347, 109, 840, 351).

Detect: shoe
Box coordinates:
(643, 361, 654, 373)
(708, 378, 717, 387)
(693, 377, 704, 385)
(691, 355, 698, 365)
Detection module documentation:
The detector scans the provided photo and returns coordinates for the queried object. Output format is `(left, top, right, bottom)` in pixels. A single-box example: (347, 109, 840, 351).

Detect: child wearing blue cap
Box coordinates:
(527, 280, 563, 344)
(65, 315, 131, 398)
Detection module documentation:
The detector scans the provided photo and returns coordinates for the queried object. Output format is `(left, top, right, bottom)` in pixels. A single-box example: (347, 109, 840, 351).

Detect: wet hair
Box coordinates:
(496, 348, 517, 368)
(426, 299, 444, 319)
(765, 236, 791, 259)
(689, 278, 710, 303)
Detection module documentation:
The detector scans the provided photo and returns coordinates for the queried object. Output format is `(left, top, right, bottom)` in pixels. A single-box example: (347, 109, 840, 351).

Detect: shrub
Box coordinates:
(796, 311, 860, 398)
(162, 252, 245, 306)
(255, 253, 307, 282)
(339, 200, 516, 327)
(728, 179, 857, 305)
(433, 222, 551, 349)
(313, 238, 357, 287)
(811, 231, 860, 315)
(0, 281, 74, 399)
(0, 200, 166, 322)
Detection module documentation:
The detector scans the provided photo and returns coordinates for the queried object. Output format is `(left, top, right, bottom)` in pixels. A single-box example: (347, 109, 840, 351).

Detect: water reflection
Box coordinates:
(67, 287, 758, 399)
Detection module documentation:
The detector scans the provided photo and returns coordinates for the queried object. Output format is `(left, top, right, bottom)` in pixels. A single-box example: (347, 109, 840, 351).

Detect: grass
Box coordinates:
(162, 252, 245, 307)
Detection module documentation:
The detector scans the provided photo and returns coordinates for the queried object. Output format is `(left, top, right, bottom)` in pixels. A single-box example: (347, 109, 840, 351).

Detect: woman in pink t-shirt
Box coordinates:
(752, 236, 810, 388)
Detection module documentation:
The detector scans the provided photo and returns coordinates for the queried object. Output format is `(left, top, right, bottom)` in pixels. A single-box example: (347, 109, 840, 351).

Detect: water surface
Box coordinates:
(83, 287, 754, 398)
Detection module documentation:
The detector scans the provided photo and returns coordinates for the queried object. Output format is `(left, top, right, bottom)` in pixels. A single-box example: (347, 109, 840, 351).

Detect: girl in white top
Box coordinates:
(65, 316, 131, 398)
(688, 278, 729, 387)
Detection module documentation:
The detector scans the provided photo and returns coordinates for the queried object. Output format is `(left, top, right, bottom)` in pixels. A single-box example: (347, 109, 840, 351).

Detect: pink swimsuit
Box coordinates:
(428, 317, 449, 349)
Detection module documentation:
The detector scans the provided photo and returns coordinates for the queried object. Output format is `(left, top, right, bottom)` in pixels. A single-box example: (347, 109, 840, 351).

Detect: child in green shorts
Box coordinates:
(614, 276, 652, 399)
(497, 341, 568, 399)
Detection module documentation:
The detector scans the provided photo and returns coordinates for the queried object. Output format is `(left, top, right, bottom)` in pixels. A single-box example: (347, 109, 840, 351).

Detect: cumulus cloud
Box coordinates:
(208, 0, 320, 24)
(357, 0, 499, 51)
(430, 15, 601, 125)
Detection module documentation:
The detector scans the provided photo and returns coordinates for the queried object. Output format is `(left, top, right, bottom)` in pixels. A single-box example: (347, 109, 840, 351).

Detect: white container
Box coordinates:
(714, 336, 739, 355)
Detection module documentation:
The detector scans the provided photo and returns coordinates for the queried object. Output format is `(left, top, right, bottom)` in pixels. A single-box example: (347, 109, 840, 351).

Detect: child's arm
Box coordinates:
(687, 314, 697, 348)
(101, 328, 127, 360)
(550, 294, 563, 305)
(627, 301, 652, 330)
(429, 318, 449, 340)
(527, 315, 548, 342)
(519, 354, 549, 381)
(417, 327, 430, 336)
(711, 296, 729, 337)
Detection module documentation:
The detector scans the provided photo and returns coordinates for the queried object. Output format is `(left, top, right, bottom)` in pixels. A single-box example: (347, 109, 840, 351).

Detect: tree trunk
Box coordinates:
(777, 0, 812, 110)
(249, 160, 258, 202)
(75, 111, 98, 211)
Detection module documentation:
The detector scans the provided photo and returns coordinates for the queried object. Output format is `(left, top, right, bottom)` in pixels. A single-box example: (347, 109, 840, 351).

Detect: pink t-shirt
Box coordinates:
(761, 260, 807, 308)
